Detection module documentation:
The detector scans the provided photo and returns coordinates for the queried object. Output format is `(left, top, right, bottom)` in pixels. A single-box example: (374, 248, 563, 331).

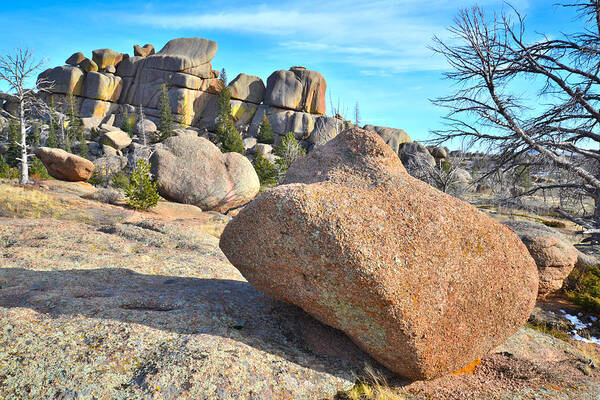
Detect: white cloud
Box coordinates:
(127, 0, 530, 74)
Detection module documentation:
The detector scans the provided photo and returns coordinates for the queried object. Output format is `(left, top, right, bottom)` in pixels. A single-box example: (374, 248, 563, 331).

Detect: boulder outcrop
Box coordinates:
(37, 37, 408, 153)
(220, 127, 539, 380)
(264, 66, 326, 115)
(35, 147, 95, 181)
(504, 220, 578, 297)
(149, 135, 260, 212)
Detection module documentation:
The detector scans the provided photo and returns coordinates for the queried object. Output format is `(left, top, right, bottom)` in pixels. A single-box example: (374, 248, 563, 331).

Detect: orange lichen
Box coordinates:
(451, 358, 482, 375)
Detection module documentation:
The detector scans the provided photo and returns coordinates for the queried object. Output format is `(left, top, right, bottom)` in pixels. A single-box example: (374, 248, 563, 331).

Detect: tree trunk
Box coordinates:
(19, 100, 29, 185)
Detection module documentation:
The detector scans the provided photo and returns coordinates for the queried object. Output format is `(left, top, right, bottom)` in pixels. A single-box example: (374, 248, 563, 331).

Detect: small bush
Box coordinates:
(87, 171, 104, 186)
(253, 150, 278, 187)
(110, 172, 130, 191)
(121, 108, 135, 138)
(125, 159, 160, 210)
(28, 158, 50, 180)
(0, 156, 19, 179)
(565, 258, 600, 315)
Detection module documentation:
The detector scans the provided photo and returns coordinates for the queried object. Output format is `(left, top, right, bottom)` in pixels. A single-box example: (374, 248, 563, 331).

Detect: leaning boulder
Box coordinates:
(220, 127, 538, 380)
(149, 135, 259, 212)
(504, 220, 578, 298)
(35, 147, 94, 181)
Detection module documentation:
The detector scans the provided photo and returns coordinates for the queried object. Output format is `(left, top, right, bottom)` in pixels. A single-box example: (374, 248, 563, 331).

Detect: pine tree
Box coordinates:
(220, 68, 227, 86)
(46, 97, 59, 148)
(121, 108, 134, 137)
(157, 84, 175, 141)
(66, 93, 85, 156)
(274, 131, 306, 179)
(253, 149, 278, 187)
(6, 120, 20, 167)
(125, 159, 160, 210)
(257, 115, 275, 144)
(27, 122, 40, 147)
(215, 86, 244, 154)
(78, 126, 88, 159)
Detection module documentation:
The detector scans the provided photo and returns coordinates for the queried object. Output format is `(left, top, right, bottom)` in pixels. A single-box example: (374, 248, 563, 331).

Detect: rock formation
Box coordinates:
(37, 37, 418, 157)
(220, 127, 539, 380)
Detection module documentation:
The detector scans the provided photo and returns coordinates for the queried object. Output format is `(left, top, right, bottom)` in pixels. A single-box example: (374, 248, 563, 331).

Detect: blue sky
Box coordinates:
(0, 0, 582, 142)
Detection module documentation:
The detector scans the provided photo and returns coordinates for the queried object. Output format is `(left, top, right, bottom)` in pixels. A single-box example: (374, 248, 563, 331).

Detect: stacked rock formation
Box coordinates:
(220, 127, 539, 380)
(36, 39, 349, 150)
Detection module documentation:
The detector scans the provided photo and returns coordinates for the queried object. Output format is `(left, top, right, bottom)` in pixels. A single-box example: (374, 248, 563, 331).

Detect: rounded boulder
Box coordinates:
(220, 128, 539, 380)
(149, 135, 259, 212)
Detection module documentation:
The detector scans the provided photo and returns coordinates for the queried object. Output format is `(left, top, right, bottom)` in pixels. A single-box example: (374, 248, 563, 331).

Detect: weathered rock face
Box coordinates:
(35, 147, 95, 181)
(149, 135, 260, 212)
(504, 220, 578, 298)
(264, 67, 326, 115)
(220, 128, 539, 380)
(363, 124, 411, 153)
(83, 72, 122, 102)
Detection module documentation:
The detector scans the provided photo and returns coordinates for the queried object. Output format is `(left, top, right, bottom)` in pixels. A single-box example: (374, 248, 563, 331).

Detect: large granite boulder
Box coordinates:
(83, 72, 123, 102)
(92, 49, 123, 71)
(363, 125, 411, 154)
(264, 67, 326, 115)
(35, 147, 95, 181)
(143, 37, 218, 71)
(220, 128, 539, 380)
(149, 135, 259, 212)
(228, 73, 266, 104)
(37, 66, 85, 96)
(504, 220, 578, 298)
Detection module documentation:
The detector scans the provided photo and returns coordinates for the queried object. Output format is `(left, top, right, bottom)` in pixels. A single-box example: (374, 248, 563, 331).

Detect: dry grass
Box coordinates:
(0, 184, 67, 219)
(335, 366, 404, 400)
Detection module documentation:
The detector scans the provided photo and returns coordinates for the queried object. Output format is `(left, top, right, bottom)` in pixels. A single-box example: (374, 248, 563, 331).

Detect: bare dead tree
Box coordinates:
(354, 102, 361, 126)
(431, 1, 600, 229)
(0, 48, 52, 184)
